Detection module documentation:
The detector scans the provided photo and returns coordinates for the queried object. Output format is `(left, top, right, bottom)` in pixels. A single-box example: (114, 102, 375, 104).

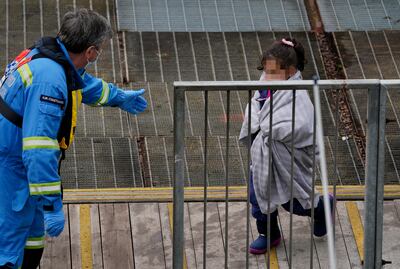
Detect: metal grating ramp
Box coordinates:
(116, 0, 311, 32)
(317, 0, 400, 31)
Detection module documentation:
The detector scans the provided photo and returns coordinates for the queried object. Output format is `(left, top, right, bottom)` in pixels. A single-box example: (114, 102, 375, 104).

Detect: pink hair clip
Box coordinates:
(281, 38, 294, 47)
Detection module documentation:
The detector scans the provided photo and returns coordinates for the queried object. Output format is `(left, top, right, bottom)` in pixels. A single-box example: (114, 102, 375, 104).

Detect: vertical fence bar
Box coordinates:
(309, 96, 317, 269)
(246, 90, 252, 269)
(224, 90, 231, 269)
(374, 84, 386, 268)
(203, 91, 209, 269)
(173, 88, 186, 269)
(364, 83, 387, 269)
(267, 90, 274, 269)
(313, 79, 337, 269)
(288, 90, 296, 269)
(333, 89, 339, 238)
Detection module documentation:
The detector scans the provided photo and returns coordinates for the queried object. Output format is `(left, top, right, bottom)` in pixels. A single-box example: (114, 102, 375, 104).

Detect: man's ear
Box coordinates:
(84, 46, 95, 60)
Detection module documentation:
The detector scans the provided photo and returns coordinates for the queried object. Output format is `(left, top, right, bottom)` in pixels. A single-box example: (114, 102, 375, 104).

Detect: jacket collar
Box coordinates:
(52, 37, 86, 89)
(34, 37, 86, 90)
(288, 70, 302, 81)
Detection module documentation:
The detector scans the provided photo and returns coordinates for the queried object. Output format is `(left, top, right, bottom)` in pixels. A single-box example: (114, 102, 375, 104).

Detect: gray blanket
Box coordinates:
(239, 71, 320, 214)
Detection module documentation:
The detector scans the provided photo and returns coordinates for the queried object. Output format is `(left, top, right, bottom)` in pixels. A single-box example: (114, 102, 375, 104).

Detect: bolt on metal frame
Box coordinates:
(173, 79, 398, 269)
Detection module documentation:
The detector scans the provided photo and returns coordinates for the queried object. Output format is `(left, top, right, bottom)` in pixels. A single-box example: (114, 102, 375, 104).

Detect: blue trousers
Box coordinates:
(250, 174, 324, 235)
(0, 157, 44, 268)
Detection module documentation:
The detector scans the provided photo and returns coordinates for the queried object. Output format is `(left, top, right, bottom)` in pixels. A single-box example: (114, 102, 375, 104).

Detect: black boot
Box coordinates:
(22, 248, 44, 269)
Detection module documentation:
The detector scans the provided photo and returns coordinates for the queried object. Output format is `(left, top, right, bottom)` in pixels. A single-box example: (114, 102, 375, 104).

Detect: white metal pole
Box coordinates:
(312, 78, 336, 269)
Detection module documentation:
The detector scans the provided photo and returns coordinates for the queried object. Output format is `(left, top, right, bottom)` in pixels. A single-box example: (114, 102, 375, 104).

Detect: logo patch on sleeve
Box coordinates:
(40, 95, 65, 107)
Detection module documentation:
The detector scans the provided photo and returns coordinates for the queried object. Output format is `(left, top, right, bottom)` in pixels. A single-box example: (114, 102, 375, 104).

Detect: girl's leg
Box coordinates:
(249, 174, 280, 235)
(249, 175, 281, 254)
(281, 198, 312, 217)
(281, 196, 333, 237)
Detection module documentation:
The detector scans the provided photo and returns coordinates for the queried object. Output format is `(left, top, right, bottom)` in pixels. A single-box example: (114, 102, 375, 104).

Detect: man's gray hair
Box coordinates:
(58, 8, 113, 53)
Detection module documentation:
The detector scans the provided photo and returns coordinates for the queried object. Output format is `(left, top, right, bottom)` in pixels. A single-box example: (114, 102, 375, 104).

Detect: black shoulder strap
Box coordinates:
(0, 95, 22, 128)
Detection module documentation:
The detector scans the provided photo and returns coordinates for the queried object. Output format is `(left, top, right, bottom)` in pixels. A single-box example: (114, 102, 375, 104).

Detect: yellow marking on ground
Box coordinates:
(264, 248, 280, 269)
(65, 186, 246, 192)
(346, 201, 364, 262)
(63, 185, 400, 203)
(80, 204, 93, 269)
(167, 203, 188, 269)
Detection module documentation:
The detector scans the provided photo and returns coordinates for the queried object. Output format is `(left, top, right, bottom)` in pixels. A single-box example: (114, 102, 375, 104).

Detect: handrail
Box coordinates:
(173, 79, 399, 91)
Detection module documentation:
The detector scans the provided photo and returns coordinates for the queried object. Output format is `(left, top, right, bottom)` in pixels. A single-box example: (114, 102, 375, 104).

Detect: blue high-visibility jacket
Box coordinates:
(0, 38, 127, 211)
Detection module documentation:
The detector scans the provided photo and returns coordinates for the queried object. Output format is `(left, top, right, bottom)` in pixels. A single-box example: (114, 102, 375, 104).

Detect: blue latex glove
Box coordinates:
(44, 208, 65, 237)
(120, 89, 147, 114)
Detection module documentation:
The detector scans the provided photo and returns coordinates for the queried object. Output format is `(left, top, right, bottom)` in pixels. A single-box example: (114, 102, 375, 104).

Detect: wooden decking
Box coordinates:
(40, 201, 400, 269)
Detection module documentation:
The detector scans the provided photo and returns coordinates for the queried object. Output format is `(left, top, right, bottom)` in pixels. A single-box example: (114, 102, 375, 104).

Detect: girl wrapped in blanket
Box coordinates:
(239, 38, 333, 255)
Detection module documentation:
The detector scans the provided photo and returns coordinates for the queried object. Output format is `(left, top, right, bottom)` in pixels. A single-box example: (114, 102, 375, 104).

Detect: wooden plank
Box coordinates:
(394, 200, 400, 222)
(66, 204, 103, 269)
(89, 204, 104, 268)
(217, 202, 265, 268)
(358, 201, 400, 267)
(187, 202, 225, 268)
(381, 202, 400, 267)
(278, 208, 320, 269)
(68, 205, 82, 269)
(41, 205, 72, 269)
(159, 204, 173, 269)
(275, 215, 289, 269)
(129, 203, 166, 268)
(336, 202, 363, 269)
(99, 204, 134, 269)
(68, 204, 82, 268)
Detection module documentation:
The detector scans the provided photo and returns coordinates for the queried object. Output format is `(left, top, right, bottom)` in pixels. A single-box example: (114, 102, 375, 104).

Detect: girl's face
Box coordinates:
(262, 59, 296, 80)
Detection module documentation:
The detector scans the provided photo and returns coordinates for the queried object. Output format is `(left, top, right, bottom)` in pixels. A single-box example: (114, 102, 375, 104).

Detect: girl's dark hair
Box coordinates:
(257, 37, 307, 71)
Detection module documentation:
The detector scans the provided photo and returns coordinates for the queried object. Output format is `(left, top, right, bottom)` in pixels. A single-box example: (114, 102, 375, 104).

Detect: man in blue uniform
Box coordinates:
(0, 8, 147, 268)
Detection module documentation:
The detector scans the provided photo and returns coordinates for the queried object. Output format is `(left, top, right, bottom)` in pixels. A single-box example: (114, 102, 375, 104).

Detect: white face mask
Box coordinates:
(85, 48, 102, 69)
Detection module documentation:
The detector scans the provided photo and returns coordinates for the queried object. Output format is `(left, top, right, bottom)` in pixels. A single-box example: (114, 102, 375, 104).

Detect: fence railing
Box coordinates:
(173, 79, 400, 269)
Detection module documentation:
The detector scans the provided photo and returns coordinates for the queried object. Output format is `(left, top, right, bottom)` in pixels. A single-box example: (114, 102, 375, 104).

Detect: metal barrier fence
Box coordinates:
(173, 79, 400, 269)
